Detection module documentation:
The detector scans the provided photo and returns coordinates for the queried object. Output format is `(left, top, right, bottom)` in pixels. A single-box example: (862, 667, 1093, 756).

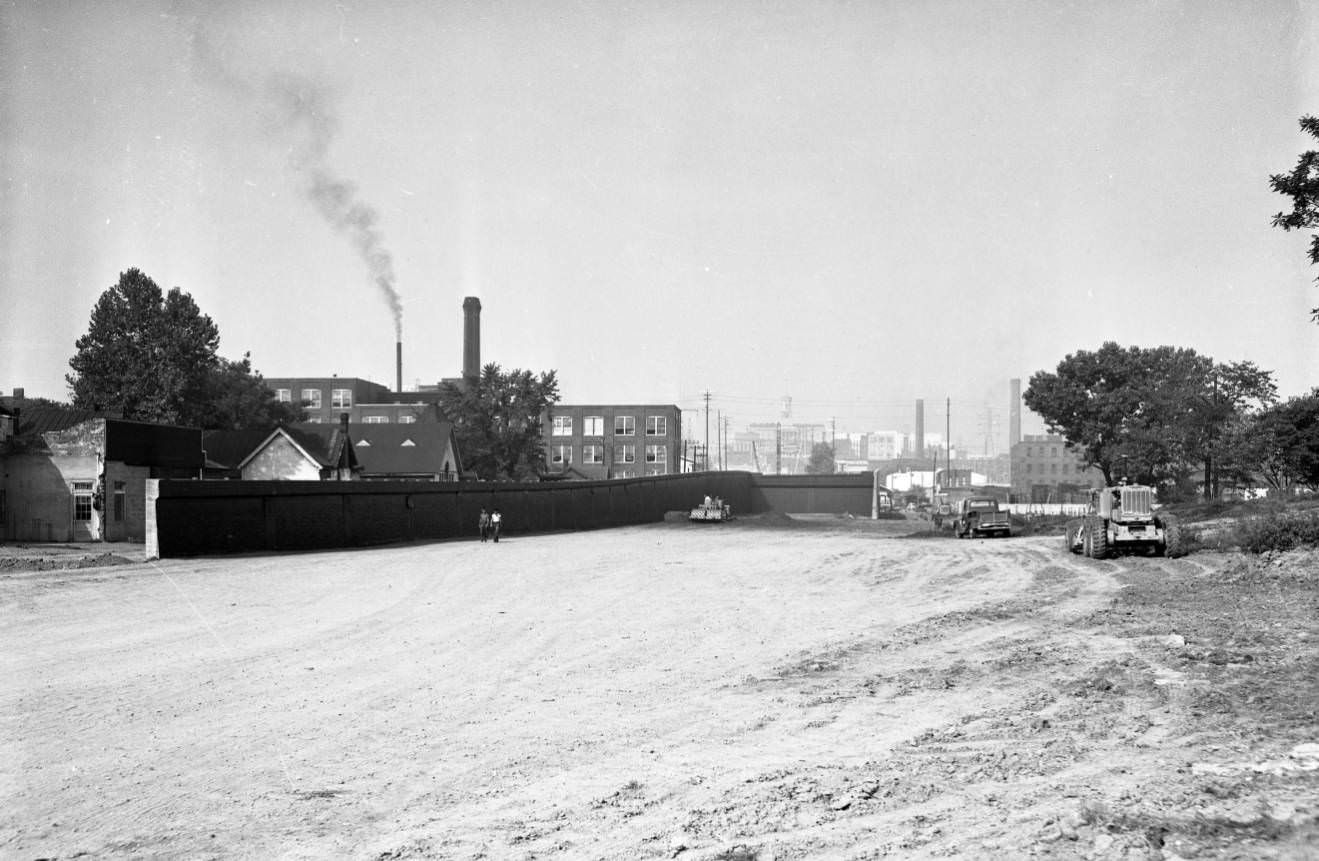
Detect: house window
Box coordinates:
(552, 444, 573, 465)
(332, 388, 352, 408)
(301, 388, 322, 409)
(113, 481, 125, 522)
(583, 445, 603, 464)
(1051, 447, 1058, 458)
(552, 415, 572, 436)
(275, 388, 291, 403)
(364, 416, 389, 424)
(646, 416, 667, 436)
(646, 445, 666, 463)
(305, 416, 322, 423)
(72, 481, 94, 521)
(583, 415, 605, 436)
(614, 415, 635, 436)
(646, 463, 667, 476)
(398, 415, 417, 424)
(615, 444, 635, 464)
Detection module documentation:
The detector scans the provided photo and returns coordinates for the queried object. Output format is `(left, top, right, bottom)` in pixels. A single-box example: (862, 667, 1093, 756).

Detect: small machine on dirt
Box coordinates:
(1066, 484, 1172, 558)
(690, 496, 733, 523)
(953, 497, 1011, 539)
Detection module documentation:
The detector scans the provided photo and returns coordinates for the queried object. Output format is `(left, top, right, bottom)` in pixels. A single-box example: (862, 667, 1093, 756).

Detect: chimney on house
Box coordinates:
(914, 399, 925, 459)
(463, 296, 481, 381)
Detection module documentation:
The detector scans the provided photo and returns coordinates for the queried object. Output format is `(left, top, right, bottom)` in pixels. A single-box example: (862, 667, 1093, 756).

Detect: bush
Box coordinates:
(1232, 511, 1319, 554)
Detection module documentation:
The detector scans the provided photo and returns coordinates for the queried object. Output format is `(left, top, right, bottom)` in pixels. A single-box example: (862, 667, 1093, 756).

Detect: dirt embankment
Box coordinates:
(1, 519, 1315, 860)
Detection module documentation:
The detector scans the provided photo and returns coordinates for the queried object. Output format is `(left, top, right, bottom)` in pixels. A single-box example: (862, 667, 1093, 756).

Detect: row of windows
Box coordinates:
(275, 388, 355, 409)
(550, 444, 668, 465)
(552, 415, 667, 437)
(1025, 462, 1075, 475)
(1022, 446, 1061, 458)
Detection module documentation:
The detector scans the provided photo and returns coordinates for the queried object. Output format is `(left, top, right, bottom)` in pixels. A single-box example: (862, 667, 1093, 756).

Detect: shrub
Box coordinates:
(1232, 511, 1319, 554)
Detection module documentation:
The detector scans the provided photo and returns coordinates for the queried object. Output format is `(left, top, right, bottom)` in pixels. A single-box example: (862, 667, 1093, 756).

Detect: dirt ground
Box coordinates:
(2, 515, 1316, 860)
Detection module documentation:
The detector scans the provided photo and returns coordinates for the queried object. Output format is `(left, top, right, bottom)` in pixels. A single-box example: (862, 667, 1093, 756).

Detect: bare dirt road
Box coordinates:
(3, 516, 1316, 860)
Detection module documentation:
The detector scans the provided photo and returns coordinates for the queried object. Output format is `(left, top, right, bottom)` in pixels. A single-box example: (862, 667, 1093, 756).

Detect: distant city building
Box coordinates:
(1010, 434, 1104, 503)
(543, 404, 683, 479)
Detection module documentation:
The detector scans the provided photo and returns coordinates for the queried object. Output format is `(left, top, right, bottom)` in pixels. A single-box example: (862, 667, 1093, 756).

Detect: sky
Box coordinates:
(3, 0, 1318, 454)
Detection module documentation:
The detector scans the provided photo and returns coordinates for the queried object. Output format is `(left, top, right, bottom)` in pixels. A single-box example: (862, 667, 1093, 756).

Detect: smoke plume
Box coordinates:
(185, 13, 403, 339)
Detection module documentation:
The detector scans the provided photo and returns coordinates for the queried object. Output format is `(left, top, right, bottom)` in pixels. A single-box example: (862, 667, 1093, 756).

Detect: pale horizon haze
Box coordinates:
(3, 0, 1318, 452)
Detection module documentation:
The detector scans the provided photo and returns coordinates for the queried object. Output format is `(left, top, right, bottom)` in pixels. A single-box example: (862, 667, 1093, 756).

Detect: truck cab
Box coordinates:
(954, 497, 1011, 539)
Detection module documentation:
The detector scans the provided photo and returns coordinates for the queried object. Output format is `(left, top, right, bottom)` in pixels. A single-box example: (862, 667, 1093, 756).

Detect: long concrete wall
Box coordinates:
(145, 472, 882, 558)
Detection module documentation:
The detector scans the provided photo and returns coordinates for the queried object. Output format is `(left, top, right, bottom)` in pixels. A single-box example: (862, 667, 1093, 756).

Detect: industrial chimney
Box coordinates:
(1009, 378, 1022, 448)
(463, 296, 481, 381)
(396, 340, 403, 393)
(914, 399, 925, 459)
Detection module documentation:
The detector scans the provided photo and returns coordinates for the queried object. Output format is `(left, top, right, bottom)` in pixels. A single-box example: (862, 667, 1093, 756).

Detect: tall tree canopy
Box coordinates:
(67, 268, 300, 429)
(1270, 115, 1319, 322)
(437, 363, 560, 481)
(1024, 343, 1275, 499)
(805, 441, 837, 474)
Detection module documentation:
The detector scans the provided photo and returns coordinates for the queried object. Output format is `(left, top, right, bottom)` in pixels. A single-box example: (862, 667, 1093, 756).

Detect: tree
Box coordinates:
(1270, 115, 1319, 322)
(68, 269, 220, 424)
(437, 363, 560, 480)
(194, 354, 305, 431)
(67, 268, 301, 430)
(805, 441, 836, 474)
(1023, 343, 1275, 499)
(1227, 390, 1319, 491)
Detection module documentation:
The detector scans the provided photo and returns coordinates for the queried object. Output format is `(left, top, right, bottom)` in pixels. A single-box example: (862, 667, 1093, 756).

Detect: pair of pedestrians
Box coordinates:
(478, 508, 503, 543)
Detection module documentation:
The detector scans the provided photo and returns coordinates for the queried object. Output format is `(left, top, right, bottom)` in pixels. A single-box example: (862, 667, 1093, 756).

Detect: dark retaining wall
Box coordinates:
(145, 472, 882, 557)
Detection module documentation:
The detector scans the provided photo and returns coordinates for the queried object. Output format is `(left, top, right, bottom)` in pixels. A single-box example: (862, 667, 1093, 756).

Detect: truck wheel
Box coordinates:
(1082, 528, 1093, 558)
(1089, 520, 1109, 559)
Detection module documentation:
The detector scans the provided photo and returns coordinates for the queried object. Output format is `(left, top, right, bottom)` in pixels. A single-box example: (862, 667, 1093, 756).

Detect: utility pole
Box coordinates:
(723, 414, 731, 471)
(946, 397, 952, 489)
(702, 391, 711, 472)
(776, 421, 782, 475)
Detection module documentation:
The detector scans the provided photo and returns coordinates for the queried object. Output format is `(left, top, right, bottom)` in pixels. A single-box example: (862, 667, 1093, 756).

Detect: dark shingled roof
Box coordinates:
(348, 422, 458, 477)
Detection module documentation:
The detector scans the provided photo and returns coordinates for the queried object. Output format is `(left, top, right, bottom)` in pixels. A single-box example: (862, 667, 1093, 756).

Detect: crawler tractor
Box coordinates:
(1066, 484, 1171, 558)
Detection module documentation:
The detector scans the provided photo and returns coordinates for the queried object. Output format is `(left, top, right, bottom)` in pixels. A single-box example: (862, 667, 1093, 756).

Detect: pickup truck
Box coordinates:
(953, 497, 1011, 539)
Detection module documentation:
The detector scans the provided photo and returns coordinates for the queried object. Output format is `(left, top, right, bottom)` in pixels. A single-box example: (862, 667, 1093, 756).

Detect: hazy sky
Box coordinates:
(3, 0, 1318, 452)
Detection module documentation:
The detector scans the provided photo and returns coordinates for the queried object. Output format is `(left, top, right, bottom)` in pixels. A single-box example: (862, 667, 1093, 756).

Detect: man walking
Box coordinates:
(491, 508, 503, 543)
(478, 508, 491, 542)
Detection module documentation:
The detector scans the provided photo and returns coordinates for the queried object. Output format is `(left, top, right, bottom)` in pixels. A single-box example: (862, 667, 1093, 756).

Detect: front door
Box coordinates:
(71, 481, 95, 541)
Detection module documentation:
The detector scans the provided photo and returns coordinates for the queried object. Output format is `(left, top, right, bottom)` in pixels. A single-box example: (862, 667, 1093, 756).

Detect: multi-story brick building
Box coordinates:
(263, 377, 452, 426)
(1010, 434, 1104, 503)
(543, 404, 683, 479)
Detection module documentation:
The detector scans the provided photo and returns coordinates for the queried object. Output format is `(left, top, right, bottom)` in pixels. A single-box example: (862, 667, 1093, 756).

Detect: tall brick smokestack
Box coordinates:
(396, 340, 403, 393)
(463, 297, 481, 381)
(1009, 378, 1022, 448)
(915, 399, 925, 459)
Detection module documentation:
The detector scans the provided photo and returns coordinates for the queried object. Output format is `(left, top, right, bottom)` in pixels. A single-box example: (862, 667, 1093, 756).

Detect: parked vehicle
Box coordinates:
(690, 496, 733, 522)
(954, 497, 1012, 538)
(1065, 484, 1171, 557)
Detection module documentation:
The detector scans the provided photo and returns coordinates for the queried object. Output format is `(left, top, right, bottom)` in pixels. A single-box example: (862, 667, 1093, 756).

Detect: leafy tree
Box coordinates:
(805, 441, 836, 474)
(68, 269, 220, 424)
(1024, 343, 1275, 498)
(1227, 390, 1319, 491)
(1270, 115, 1319, 322)
(437, 363, 560, 480)
(68, 268, 302, 430)
(195, 353, 305, 431)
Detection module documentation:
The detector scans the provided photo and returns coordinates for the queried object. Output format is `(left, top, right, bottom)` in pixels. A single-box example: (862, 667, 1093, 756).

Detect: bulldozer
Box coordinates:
(1065, 484, 1175, 558)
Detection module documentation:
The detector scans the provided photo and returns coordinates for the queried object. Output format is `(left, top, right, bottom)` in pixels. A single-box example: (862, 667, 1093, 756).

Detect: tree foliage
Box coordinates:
(1270, 115, 1319, 322)
(805, 441, 836, 474)
(194, 354, 305, 431)
(437, 363, 560, 481)
(1023, 343, 1275, 499)
(1221, 390, 1319, 491)
(67, 268, 298, 430)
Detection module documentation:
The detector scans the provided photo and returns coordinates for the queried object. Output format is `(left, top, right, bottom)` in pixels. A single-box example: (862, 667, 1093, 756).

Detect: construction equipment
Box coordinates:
(690, 497, 733, 523)
(1065, 484, 1169, 558)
